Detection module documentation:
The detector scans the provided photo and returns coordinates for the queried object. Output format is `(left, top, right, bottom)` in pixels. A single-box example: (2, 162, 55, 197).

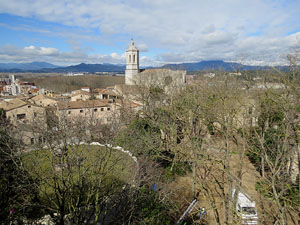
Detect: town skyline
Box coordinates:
(0, 0, 299, 67)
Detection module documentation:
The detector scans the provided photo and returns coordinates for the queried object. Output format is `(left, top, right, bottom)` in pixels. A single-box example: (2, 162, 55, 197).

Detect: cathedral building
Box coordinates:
(123, 40, 186, 94)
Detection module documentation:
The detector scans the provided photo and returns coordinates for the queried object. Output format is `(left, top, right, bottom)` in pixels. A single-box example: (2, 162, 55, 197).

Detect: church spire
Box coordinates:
(125, 39, 139, 85)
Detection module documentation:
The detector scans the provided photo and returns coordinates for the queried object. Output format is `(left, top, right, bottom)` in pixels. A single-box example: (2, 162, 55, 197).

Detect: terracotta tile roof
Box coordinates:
(93, 88, 118, 96)
(71, 90, 91, 97)
(31, 88, 40, 93)
(30, 94, 58, 102)
(0, 98, 27, 111)
(58, 99, 111, 110)
(0, 98, 42, 111)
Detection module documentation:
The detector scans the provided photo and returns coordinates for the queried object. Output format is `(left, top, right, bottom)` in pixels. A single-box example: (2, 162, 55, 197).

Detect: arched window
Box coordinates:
(133, 54, 135, 63)
(129, 55, 131, 63)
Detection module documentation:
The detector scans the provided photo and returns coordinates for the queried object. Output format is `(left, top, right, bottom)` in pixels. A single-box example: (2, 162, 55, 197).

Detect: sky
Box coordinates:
(0, 0, 299, 67)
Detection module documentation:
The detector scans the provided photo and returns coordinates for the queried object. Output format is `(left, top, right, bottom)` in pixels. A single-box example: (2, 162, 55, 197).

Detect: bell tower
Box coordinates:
(125, 39, 139, 85)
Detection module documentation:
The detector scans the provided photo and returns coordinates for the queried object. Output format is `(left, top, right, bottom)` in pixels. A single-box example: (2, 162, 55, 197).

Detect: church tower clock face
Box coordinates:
(125, 39, 139, 85)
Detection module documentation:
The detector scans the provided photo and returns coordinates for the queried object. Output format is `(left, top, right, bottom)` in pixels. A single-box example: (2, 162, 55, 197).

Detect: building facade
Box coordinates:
(125, 40, 139, 85)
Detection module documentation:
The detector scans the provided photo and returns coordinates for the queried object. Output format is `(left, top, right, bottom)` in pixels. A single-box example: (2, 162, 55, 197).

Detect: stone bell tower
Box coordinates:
(125, 39, 139, 85)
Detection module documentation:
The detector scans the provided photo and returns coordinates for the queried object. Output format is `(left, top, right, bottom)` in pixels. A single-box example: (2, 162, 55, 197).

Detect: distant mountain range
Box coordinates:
(161, 60, 284, 71)
(48, 63, 126, 73)
(0, 60, 288, 73)
(0, 62, 126, 73)
(0, 62, 59, 71)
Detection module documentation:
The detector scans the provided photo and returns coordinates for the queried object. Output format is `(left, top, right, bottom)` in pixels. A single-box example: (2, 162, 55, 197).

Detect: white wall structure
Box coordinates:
(125, 40, 139, 85)
(7, 74, 20, 96)
(11, 83, 20, 96)
(9, 74, 15, 83)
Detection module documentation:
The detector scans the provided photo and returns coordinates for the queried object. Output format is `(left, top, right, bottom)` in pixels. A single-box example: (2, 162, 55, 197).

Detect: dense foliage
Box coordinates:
(0, 109, 41, 224)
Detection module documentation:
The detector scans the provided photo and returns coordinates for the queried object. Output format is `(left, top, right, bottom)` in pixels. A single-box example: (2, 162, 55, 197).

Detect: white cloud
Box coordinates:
(0, 45, 126, 65)
(0, 0, 300, 65)
(23, 46, 59, 55)
(140, 55, 162, 67)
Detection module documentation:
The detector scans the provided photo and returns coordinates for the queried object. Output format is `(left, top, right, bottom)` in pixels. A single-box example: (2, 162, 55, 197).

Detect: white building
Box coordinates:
(4, 75, 21, 96)
(125, 40, 139, 85)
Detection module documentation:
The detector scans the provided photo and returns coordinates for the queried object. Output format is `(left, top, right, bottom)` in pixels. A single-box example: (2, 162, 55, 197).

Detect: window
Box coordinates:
(28, 105, 31, 108)
(133, 54, 135, 63)
(107, 108, 110, 111)
(34, 112, 37, 117)
(80, 110, 83, 113)
(68, 111, 71, 114)
(17, 114, 26, 120)
(94, 108, 97, 112)
(101, 108, 104, 111)
(30, 138, 34, 145)
(129, 55, 131, 63)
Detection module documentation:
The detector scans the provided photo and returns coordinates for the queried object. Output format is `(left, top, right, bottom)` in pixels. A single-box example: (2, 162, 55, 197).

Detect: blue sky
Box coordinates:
(0, 0, 299, 66)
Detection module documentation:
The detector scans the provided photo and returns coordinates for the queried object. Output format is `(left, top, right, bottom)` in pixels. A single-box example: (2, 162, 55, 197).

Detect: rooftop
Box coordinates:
(93, 88, 118, 96)
(0, 98, 27, 111)
(58, 99, 111, 110)
(71, 90, 91, 97)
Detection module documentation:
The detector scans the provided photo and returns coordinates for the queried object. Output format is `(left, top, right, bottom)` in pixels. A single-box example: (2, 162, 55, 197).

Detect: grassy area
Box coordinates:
(22, 145, 136, 197)
(21, 75, 125, 93)
(20, 145, 138, 222)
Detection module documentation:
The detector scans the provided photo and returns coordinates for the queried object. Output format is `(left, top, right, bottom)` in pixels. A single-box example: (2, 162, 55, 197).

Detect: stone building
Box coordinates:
(124, 40, 186, 93)
(70, 90, 92, 102)
(29, 94, 59, 107)
(93, 88, 119, 100)
(125, 40, 139, 85)
(57, 99, 117, 125)
(0, 98, 47, 145)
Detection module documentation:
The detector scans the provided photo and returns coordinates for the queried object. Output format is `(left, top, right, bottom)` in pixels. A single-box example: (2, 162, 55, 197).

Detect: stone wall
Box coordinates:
(134, 69, 186, 94)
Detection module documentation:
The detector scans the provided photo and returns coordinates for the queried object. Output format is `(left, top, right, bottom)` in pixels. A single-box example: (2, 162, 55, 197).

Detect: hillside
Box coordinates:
(22, 75, 125, 93)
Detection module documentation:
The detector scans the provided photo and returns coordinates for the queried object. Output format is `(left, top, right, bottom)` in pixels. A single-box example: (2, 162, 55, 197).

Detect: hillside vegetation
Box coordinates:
(23, 75, 125, 93)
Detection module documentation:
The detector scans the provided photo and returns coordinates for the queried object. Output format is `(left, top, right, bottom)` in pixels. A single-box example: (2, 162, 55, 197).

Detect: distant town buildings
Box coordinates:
(0, 40, 288, 147)
(0, 75, 21, 96)
(0, 79, 140, 145)
(0, 74, 38, 96)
